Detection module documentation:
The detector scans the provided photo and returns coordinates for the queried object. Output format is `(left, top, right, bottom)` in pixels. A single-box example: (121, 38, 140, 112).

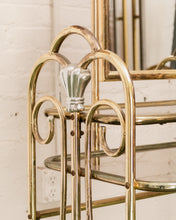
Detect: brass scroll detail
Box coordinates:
(32, 96, 65, 145)
(31, 95, 67, 220)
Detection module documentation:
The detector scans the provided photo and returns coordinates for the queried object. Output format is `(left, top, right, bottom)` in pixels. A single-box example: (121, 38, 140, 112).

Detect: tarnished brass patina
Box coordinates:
(28, 25, 176, 220)
(28, 26, 100, 220)
(28, 53, 69, 220)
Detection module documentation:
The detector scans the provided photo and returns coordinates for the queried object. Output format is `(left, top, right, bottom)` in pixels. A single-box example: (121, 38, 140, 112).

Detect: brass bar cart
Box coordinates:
(28, 25, 176, 220)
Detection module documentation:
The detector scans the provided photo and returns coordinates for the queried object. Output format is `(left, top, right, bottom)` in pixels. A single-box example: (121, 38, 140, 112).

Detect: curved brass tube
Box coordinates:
(32, 97, 54, 145)
(81, 49, 136, 220)
(28, 53, 69, 220)
(98, 101, 125, 157)
(33, 96, 67, 220)
(156, 55, 176, 70)
(85, 99, 126, 220)
(50, 25, 101, 53)
(87, 100, 126, 157)
(32, 96, 59, 145)
(49, 27, 101, 158)
(31, 96, 67, 220)
(28, 53, 69, 93)
(100, 125, 125, 157)
(135, 180, 176, 192)
(172, 48, 176, 56)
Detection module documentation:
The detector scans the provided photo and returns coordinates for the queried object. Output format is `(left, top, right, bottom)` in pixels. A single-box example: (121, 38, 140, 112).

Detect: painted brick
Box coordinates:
(1, 0, 176, 219)
(0, 5, 51, 27)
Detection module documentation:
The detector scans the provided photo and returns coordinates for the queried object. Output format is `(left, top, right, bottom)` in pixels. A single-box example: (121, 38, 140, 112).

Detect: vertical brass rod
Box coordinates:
(112, 0, 117, 53)
(59, 104, 67, 220)
(122, 0, 128, 66)
(98, 0, 109, 81)
(91, 0, 100, 168)
(28, 74, 38, 220)
(139, 0, 143, 69)
(32, 96, 68, 220)
(91, 0, 96, 37)
(85, 124, 93, 220)
(132, 0, 138, 70)
(95, 1, 100, 166)
(71, 112, 81, 220)
(28, 101, 37, 220)
(80, 49, 136, 220)
(28, 53, 69, 220)
(125, 85, 136, 220)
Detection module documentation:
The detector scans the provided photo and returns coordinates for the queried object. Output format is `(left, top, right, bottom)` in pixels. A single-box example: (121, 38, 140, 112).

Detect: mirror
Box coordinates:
(92, 0, 176, 81)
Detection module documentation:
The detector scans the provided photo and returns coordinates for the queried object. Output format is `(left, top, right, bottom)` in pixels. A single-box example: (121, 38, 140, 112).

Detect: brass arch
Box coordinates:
(80, 49, 136, 220)
(28, 52, 70, 98)
(50, 25, 101, 53)
(79, 49, 134, 89)
(28, 53, 70, 220)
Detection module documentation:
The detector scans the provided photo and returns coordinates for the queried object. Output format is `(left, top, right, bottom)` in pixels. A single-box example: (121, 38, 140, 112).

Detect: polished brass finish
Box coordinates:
(93, 0, 143, 80)
(94, 0, 129, 75)
(28, 25, 176, 220)
(135, 180, 176, 192)
(32, 97, 54, 145)
(28, 53, 69, 220)
(100, 124, 125, 157)
(50, 25, 101, 53)
(156, 55, 176, 70)
(45, 99, 176, 117)
(107, 69, 176, 80)
(45, 141, 176, 171)
(36, 191, 174, 219)
(32, 96, 67, 220)
(45, 154, 126, 186)
(71, 112, 81, 220)
(138, 0, 143, 69)
(132, 0, 143, 70)
(28, 26, 100, 220)
(98, 101, 125, 157)
(132, 0, 138, 69)
(123, 0, 128, 66)
(80, 50, 136, 220)
(89, 112, 176, 126)
(45, 141, 176, 178)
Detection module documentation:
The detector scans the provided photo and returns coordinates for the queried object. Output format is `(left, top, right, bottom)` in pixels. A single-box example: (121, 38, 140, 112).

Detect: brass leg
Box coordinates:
(28, 97, 37, 220)
(28, 134, 37, 220)
(71, 112, 81, 220)
(125, 105, 136, 220)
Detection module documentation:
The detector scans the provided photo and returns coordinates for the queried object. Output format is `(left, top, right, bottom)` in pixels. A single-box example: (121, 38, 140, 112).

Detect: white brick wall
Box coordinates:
(1, 0, 176, 219)
(0, 0, 55, 219)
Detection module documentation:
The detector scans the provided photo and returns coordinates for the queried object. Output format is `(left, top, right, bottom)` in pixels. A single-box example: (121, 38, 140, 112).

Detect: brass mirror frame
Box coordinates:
(91, 0, 143, 81)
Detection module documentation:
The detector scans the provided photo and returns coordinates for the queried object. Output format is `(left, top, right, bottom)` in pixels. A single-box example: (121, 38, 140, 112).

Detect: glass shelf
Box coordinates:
(45, 100, 176, 126)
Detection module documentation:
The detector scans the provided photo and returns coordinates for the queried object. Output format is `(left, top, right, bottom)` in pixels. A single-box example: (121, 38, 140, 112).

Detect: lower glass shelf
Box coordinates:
(44, 141, 176, 193)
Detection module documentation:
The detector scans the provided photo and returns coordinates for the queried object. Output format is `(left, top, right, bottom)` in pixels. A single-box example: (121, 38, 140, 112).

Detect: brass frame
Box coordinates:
(28, 25, 176, 220)
(91, 0, 143, 81)
(93, 0, 176, 81)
